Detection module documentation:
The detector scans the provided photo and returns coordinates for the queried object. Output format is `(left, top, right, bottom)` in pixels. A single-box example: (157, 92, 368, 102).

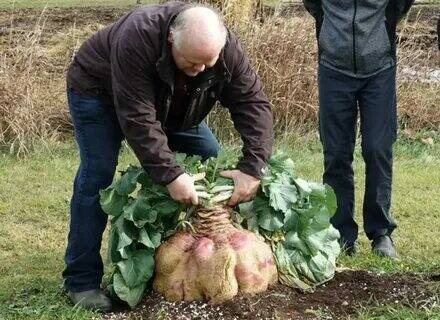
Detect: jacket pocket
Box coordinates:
(356, 20, 393, 74)
(318, 16, 353, 72)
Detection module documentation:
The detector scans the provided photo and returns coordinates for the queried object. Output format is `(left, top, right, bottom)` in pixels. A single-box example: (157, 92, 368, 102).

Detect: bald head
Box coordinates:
(169, 6, 227, 76)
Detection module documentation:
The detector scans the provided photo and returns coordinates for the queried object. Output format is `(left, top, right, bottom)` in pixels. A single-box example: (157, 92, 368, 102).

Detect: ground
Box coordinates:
(0, 3, 439, 320)
(105, 270, 439, 320)
(1, 137, 439, 320)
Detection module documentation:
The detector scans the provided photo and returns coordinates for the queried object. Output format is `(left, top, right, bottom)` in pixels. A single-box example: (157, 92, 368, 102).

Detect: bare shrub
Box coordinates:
(0, 17, 101, 155)
(0, 13, 54, 155)
(396, 17, 440, 131)
(159, 0, 262, 25)
(209, 17, 318, 141)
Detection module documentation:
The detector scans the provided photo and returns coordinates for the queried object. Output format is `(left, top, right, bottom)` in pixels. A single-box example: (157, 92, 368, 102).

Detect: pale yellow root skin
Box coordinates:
(153, 229, 278, 304)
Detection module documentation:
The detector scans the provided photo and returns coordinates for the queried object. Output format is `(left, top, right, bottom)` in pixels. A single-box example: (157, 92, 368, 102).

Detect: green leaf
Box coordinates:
(115, 166, 144, 195)
(303, 229, 328, 256)
(284, 231, 311, 256)
(117, 249, 155, 288)
(308, 251, 335, 284)
(308, 182, 326, 198)
(214, 177, 234, 186)
(117, 233, 132, 259)
(286, 249, 316, 284)
(253, 197, 284, 231)
(272, 242, 312, 291)
(175, 153, 203, 174)
(268, 173, 298, 212)
(325, 185, 337, 217)
(114, 216, 138, 259)
(113, 272, 147, 308)
(266, 153, 296, 177)
(100, 188, 127, 217)
(294, 178, 312, 195)
(144, 184, 169, 199)
(108, 225, 122, 264)
(138, 225, 161, 248)
(123, 194, 156, 228)
(258, 209, 284, 231)
(283, 209, 299, 231)
(153, 199, 179, 215)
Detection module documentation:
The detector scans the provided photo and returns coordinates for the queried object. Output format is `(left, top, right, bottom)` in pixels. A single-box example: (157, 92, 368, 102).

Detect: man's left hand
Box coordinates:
(219, 170, 260, 207)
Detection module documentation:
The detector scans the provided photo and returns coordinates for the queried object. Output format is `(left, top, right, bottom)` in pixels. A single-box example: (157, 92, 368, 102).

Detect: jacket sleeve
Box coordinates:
(302, 0, 323, 20)
(396, 0, 415, 21)
(110, 30, 184, 185)
(219, 32, 274, 180)
(302, 0, 324, 39)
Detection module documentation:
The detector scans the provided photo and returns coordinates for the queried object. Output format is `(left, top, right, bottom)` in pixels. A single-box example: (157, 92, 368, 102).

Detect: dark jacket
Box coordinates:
(67, 2, 274, 185)
(303, 0, 415, 77)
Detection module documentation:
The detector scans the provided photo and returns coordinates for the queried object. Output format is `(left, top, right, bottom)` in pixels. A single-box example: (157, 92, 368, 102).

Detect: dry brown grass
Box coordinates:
(0, 9, 438, 154)
(396, 17, 440, 131)
(0, 12, 56, 155)
(160, 0, 262, 25)
(0, 15, 101, 155)
(210, 15, 439, 140)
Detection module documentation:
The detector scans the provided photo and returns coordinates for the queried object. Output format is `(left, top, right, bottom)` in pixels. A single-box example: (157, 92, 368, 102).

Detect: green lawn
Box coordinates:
(0, 135, 439, 319)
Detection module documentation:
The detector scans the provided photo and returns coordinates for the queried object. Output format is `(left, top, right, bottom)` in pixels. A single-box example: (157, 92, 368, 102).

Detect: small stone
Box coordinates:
(342, 301, 349, 306)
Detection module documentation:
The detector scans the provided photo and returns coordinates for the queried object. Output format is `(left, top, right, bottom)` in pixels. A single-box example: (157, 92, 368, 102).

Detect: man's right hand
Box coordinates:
(166, 173, 198, 205)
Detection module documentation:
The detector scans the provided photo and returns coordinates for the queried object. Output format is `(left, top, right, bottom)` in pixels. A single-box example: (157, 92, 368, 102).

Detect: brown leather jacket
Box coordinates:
(67, 2, 274, 184)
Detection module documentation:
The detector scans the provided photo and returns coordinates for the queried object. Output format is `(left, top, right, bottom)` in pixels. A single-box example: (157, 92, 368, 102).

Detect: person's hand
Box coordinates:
(167, 173, 198, 205)
(219, 170, 260, 206)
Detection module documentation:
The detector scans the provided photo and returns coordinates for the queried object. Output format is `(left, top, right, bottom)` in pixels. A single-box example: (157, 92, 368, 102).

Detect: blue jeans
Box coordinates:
(318, 64, 397, 246)
(63, 89, 220, 292)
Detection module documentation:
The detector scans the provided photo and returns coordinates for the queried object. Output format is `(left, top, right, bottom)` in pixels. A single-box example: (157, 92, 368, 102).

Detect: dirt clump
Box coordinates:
(104, 270, 438, 320)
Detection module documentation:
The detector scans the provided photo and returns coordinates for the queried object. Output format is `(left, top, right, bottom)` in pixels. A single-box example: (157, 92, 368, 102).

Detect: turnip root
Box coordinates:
(153, 207, 278, 304)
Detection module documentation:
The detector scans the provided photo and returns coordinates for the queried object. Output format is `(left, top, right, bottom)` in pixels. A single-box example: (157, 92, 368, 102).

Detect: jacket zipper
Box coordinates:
(352, 0, 358, 74)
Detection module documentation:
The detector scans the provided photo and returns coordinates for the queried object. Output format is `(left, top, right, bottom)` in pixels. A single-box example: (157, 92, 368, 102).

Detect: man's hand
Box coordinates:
(220, 170, 260, 207)
(167, 173, 198, 205)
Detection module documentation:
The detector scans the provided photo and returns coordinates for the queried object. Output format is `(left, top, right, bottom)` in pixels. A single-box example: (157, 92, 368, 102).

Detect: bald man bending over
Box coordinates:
(64, 2, 273, 311)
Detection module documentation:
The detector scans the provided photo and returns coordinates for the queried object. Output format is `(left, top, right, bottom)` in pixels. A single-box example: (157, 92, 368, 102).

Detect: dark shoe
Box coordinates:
(340, 241, 357, 256)
(68, 289, 112, 313)
(372, 235, 397, 259)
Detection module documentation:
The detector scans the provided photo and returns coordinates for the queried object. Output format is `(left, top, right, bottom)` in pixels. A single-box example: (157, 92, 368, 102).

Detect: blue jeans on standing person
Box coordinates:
(318, 64, 398, 248)
(63, 89, 220, 292)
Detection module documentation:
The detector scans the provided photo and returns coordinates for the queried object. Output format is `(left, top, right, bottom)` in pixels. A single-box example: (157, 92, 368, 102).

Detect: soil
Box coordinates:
(103, 269, 439, 320)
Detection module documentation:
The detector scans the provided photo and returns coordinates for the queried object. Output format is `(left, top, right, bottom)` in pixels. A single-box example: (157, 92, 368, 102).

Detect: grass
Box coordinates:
(0, 135, 439, 319)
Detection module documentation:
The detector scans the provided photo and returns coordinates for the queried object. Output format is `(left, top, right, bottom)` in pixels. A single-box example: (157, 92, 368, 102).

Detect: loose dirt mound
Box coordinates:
(104, 270, 439, 320)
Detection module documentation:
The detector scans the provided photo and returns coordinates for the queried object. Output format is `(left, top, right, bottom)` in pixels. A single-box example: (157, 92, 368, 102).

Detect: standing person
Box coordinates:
(302, 0, 414, 257)
(64, 2, 273, 312)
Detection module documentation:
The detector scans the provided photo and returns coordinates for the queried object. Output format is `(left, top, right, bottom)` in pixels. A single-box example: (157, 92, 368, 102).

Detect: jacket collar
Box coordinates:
(155, 4, 188, 91)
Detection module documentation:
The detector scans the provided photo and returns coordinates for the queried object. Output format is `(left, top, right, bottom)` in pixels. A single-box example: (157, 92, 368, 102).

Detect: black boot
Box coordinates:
(372, 235, 397, 259)
(68, 289, 112, 313)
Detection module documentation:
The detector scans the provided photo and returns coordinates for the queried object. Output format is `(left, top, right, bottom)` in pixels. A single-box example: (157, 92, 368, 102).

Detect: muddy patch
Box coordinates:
(103, 270, 439, 320)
